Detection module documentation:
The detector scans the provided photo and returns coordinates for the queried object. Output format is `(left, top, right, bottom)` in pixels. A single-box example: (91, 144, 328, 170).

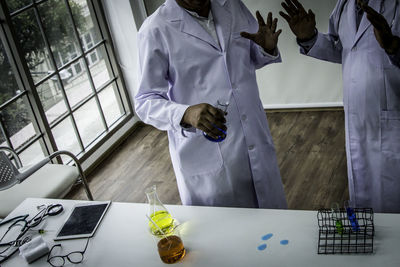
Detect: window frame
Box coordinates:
(0, 0, 133, 164)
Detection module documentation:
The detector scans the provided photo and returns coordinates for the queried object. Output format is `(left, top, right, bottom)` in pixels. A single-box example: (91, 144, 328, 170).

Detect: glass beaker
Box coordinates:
(203, 100, 229, 142)
(156, 225, 186, 264)
(145, 185, 174, 236)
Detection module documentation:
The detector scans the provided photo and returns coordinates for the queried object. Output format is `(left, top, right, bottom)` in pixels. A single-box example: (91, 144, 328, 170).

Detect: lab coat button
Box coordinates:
(248, 145, 254, 151)
(352, 47, 357, 52)
(241, 115, 247, 121)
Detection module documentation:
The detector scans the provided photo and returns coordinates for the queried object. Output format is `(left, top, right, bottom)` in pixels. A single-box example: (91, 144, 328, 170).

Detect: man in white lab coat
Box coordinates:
(135, 0, 287, 208)
(280, 0, 400, 212)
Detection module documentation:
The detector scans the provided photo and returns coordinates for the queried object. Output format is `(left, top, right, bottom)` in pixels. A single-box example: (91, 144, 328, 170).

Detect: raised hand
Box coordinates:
(279, 0, 316, 41)
(181, 103, 227, 140)
(358, 0, 400, 55)
(240, 11, 282, 55)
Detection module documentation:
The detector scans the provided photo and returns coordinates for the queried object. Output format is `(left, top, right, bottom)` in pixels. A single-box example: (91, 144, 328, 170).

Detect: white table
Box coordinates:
(1, 198, 400, 267)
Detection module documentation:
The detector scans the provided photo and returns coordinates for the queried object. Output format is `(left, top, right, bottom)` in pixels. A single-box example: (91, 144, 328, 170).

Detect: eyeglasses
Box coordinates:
(28, 204, 63, 229)
(0, 204, 63, 264)
(0, 222, 31, 263)
(47, 238, 90, 267)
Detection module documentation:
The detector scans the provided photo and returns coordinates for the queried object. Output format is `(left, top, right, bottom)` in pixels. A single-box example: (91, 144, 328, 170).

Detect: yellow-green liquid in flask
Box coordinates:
(149, 210, 174, 235)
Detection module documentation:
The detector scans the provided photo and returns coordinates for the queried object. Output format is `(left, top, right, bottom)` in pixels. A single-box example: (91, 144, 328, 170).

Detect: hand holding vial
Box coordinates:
(181, 101, 228, 141)
(203, 100, 230, 142)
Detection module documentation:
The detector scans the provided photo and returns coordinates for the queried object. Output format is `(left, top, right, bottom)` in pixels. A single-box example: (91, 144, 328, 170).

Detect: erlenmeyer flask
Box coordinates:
(145, 185, 174, 236)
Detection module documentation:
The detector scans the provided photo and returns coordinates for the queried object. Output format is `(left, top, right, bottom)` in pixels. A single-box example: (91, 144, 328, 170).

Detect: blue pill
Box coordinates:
(262, 233, 273, 241)
(280, 240, 289, 245)
(257, 244, 267, 251)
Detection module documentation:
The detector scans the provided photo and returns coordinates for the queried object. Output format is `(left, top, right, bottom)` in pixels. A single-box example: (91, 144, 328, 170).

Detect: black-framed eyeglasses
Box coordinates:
(0, 204, 64, 264)
(28, 204, 64, 230)
(47, 238, 90, 267)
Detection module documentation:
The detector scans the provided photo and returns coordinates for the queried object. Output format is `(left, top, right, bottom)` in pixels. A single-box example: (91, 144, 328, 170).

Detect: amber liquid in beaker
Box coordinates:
(157, 235, 186, 264)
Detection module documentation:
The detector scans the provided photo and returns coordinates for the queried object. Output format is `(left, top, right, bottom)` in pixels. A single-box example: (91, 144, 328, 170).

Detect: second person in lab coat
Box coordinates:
(280, 0, 400, 212)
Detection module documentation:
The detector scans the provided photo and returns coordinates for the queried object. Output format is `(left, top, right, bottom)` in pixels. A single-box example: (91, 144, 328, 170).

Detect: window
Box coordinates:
(0, 0, 132, 165)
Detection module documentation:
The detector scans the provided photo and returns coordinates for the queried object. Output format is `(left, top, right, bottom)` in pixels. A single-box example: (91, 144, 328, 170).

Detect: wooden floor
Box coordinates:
(66, 110, 349, 210)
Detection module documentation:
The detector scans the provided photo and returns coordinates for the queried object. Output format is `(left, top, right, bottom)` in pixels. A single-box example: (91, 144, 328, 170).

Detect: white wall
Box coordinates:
(102, 0, 140, 103)
(242, 0, 343, 109)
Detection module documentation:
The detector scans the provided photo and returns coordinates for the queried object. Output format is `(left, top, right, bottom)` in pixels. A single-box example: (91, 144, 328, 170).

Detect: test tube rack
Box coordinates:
(317, 208, 374, 254)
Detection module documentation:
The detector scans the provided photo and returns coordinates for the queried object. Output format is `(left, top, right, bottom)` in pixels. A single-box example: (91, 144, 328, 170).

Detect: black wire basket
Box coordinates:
(317, 208, 374, 254)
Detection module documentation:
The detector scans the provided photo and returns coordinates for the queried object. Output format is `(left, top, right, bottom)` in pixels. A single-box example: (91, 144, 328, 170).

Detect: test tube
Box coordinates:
(344, 200, 360, 232)
(331, 203, 344, 235)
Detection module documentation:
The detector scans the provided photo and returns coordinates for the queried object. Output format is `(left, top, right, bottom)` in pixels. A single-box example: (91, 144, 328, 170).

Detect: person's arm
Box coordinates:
(239, 1, 282, 69)
(387, 37, 400, 67)
(135, 28, 190, 133)
(280, 0, 344, 64)
(296, 29, 318, 53)
(135, 26, 227, 139)
(359, 1, 400, 68)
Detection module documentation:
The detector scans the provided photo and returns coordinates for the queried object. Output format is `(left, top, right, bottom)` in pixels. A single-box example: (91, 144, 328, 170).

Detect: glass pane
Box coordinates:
(37, 0, 80, 69)
(87, 45, 112, 90)
(12, 9, 54, 83)
(6, 0, 32, 14)
(74, 62, 82, 74)
(62, 59, 93, 109)
(98, 83, 124, 127)
(36, 77, 68, 125)
(74, 98, 105, 147)
(69, 0, 101, 51)
(0, 39, 21, 106)
(19, 140, 45, 166)
(1, 96, 36, 150)
(52, 116, 81, 156)
(90, 52, 97, 63)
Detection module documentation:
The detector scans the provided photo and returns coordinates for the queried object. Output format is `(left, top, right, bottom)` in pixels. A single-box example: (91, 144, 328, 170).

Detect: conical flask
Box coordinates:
(145, 185, 174, 236)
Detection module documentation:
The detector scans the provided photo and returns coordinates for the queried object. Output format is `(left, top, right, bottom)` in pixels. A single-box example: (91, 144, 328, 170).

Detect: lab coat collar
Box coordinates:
(353, 0, 380, 46)
(164, 0, 230, 52)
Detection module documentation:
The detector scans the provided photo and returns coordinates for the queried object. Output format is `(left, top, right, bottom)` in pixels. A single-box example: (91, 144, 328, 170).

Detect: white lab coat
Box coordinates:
(135, 0, 287, 208)
(301, 0, 400, 212)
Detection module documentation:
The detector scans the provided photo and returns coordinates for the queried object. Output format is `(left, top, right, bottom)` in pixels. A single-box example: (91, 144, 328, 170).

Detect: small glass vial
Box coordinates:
(203, 100, 229, 142)
(331, 203, 344, 235)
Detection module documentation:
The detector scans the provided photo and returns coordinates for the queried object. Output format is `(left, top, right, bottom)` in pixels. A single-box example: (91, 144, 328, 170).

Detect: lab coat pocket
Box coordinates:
(380, 110, 400, 211)
(174, 131, 223, 176)
(380, 111, 400, 155)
